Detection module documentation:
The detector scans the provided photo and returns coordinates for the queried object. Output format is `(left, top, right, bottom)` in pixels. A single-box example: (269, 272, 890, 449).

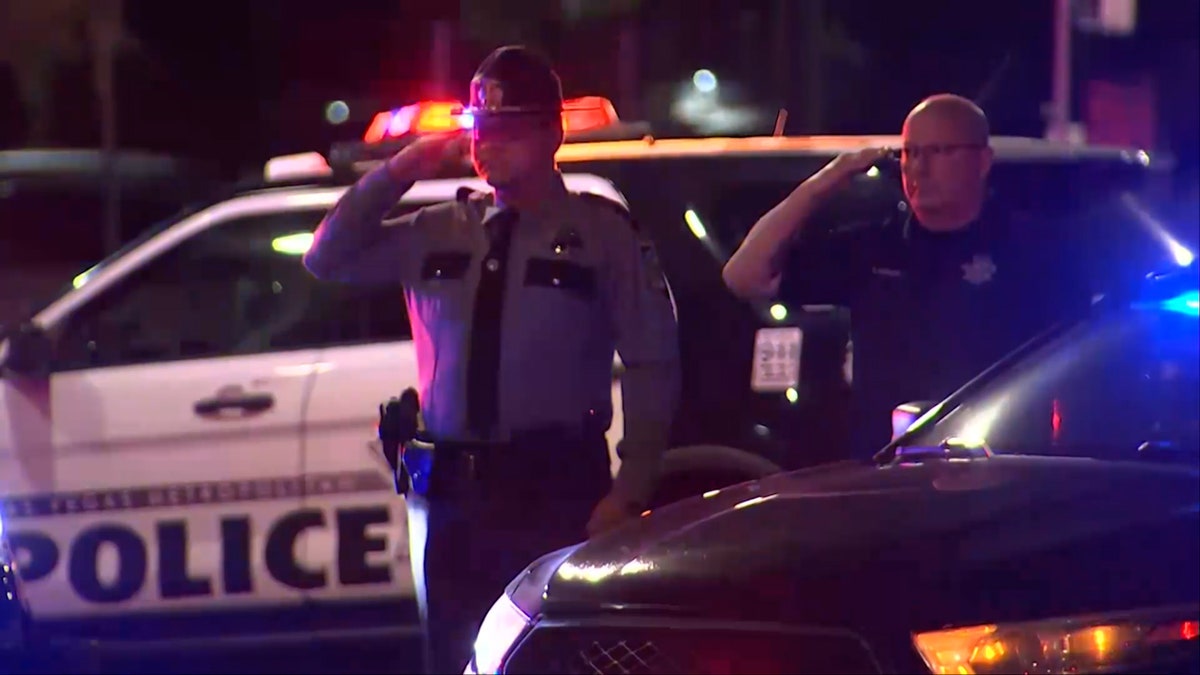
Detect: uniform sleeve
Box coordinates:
(777, 227, 867, 307)
(302, 165, 428, 284)
(601, 208, 682, 507)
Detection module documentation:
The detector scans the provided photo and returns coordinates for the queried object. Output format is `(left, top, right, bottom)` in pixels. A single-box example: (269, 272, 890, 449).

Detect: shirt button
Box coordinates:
(486, 259, 500, 272)
(552, 278, 561, 286)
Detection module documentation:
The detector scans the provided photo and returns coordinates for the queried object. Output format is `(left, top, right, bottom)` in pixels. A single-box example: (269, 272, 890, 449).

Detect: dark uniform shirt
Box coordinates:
(303, 166, 680, 504)
(780, 204, 1091, 457)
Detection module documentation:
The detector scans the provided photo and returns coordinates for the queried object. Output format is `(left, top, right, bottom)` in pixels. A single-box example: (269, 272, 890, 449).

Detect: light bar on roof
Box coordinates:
(363, 101, 468, 143)
(562, 96, 619, 133)
(265, 152, 333, 182)
(362, 96, 620, 143)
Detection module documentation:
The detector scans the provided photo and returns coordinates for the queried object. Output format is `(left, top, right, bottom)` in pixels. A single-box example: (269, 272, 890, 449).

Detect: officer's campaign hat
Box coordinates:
(463, 45, 563, 119)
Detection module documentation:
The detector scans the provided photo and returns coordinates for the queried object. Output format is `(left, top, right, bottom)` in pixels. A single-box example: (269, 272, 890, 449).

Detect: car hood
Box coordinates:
(542, 456, 1200, 631)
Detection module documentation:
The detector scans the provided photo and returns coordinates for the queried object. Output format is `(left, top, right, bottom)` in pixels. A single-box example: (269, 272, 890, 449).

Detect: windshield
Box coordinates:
(0, 184, 237, 329)
(899, 295, 1200, 461)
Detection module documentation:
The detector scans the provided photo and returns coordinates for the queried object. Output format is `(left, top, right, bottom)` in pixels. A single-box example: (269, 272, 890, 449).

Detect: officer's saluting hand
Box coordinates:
(385, 131, 470, 182)
(304, 45, 680, 675)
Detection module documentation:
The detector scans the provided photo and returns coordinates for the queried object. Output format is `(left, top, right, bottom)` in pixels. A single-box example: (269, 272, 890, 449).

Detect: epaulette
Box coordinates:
(575, 192, 639, 233)
(454, 188, 494, 222)
(455, 187, 494, 207)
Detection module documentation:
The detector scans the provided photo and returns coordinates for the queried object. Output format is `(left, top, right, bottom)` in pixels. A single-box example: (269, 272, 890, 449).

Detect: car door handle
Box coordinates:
(194, 391, 275, 416)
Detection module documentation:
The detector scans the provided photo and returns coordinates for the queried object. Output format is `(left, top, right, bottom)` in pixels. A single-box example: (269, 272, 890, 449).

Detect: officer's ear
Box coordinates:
(978, 145, 994, 180)
(549, 119, 565, 149)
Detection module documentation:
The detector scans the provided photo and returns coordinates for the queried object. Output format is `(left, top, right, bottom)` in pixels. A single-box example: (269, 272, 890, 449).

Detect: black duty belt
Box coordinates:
(428, 424, 606, 455)
(403, 423, 608, 492)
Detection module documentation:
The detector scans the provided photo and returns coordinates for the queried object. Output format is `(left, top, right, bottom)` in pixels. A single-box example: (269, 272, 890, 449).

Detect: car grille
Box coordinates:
(504, 624, 882, 674)
(576, 639, 680, 674)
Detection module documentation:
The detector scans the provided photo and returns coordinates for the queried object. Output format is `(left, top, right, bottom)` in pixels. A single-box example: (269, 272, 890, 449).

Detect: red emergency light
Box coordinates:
(362, 96, 620, 142)
(363, 100, 466, 143)
(562, 96, 619, 134)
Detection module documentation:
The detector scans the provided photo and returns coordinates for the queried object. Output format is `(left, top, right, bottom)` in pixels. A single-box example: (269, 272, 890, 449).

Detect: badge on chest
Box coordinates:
(961, 253, 997, 285)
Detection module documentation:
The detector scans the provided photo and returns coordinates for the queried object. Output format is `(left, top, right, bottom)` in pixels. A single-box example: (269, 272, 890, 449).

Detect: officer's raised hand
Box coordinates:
(809, 147, 894, 194)
(385, 131, 469, 183)
(304, 130, 468, 285)
(722, 145, 893, 299)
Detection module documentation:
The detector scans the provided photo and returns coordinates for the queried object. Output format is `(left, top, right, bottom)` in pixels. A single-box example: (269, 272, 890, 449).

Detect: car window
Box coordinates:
(702, 173, 903, 254)
(0, 186, 196, 268)
(906, 305, 1200, 459)
(52, 206, 419, 371)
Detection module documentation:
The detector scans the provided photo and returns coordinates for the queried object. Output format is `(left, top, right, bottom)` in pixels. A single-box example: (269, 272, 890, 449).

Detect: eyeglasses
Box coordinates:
(899, 143, 988, 161)
(472, 114, 557, 142)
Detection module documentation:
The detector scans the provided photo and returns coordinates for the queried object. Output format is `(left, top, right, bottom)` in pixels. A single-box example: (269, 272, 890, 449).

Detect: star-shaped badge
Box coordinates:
(962, 253, 997, 285)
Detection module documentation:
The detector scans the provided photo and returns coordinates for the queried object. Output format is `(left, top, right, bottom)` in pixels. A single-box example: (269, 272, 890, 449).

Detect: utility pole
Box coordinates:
(1046, 0, 1078, 142)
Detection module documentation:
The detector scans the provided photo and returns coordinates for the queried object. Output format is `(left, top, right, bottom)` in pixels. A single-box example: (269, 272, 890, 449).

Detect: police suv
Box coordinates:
(465, 264, 1200, 675)
(0, 96, 1180, 649)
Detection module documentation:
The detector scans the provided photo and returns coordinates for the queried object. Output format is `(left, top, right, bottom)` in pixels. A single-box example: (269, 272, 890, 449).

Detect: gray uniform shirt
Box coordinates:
(303, 166, 680, 505)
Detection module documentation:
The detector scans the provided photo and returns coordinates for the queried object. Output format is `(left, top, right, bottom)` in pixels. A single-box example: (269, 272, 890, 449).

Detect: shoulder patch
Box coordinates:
(575, 192, 638, 232)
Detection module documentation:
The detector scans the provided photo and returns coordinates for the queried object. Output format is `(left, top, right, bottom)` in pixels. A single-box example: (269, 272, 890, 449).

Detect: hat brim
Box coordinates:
(456, 101, 608, 118)
(456, 106, 560, 118)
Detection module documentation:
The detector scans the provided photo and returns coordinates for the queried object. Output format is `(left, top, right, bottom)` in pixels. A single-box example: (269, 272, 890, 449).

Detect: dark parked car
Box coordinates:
(464, 261, 1200, 675)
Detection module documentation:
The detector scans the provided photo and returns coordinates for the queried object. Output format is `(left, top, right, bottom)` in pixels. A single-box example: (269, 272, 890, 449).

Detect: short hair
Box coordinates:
(904, 94, 990, 144)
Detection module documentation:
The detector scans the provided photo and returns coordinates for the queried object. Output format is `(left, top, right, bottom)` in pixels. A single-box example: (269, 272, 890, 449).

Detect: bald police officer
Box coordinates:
(724, 94, 1091, 458)
(303, 45, 680, 674)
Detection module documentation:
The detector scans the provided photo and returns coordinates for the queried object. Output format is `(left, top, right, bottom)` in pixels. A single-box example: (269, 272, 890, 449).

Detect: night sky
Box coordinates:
(1, 0, 1196, 178)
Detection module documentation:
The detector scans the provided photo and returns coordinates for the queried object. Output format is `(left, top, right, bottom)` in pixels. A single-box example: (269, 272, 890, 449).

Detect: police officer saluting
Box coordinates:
(723, 94, 1092, 459)
(303, 46, 680, 674)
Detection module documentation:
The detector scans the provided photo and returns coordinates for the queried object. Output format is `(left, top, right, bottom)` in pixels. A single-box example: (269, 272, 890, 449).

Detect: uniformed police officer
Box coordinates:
(303, 45, 680, 674)
(723, 94, 1092, 458)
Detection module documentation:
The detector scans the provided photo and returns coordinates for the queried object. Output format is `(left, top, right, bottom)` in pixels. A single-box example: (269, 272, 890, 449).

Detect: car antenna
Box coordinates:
(773, 109, 788, 137)
(973, 50, 1013, 108)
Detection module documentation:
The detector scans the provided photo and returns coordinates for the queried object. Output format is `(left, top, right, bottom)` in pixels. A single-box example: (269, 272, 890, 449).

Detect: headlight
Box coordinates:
(465, 594, 531, 675)
(913, 604, 1198, 674)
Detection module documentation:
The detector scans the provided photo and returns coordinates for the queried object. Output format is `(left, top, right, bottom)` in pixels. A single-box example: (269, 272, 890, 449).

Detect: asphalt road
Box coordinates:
(24, 636, 426, 674)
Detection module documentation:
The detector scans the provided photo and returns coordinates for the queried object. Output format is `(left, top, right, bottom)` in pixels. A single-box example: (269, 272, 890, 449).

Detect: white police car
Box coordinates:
(0, 157, 635, 651)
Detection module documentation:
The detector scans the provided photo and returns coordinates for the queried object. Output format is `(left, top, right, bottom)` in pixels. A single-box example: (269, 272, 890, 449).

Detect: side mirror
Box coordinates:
(891, 400, 936, 441)
(2, 322, 54, 378)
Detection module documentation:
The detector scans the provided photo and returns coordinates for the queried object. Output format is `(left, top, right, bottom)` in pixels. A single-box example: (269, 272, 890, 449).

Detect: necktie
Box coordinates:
(465, 208, 519, 438)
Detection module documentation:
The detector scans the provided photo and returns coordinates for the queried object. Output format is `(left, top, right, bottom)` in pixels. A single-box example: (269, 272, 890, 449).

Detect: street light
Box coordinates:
(692, 69, 717, 94)
(325, 100, 350, 125)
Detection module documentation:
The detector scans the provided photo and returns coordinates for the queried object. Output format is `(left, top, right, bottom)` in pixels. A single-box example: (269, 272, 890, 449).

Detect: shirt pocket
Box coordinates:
(411, 251, 476, 324)
(420, 251, 473, 282)
(522, 258, 598, 302)
(517, 258, 601, 354)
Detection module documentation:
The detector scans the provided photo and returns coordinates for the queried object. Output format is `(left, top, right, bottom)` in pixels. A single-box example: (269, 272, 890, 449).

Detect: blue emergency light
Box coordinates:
(1160, 289, 1200, 317)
